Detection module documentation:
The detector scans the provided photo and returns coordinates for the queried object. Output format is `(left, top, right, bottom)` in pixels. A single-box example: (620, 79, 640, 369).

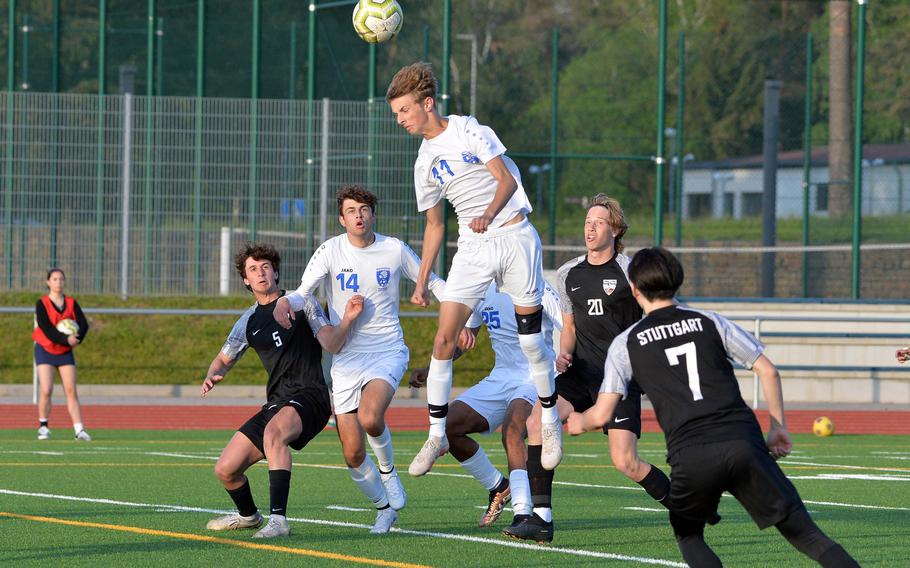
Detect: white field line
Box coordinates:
(788, 474, 910, 482)
(326, 505, 371, 512)
(0, 489, 686, 567)
(782, 460, 910, 474)
(623, 507, 664, 513)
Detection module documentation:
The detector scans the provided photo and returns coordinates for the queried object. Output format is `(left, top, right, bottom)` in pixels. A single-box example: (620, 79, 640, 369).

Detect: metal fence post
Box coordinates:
(653, 0, 667, 246)
(851, 0, 867, 299)
(95, 0, 108, 293)
(5, 0, 17, 288)
(802, 34, 814, 298)
(319, 98, 330, 247)
(120, 94, 133, 300)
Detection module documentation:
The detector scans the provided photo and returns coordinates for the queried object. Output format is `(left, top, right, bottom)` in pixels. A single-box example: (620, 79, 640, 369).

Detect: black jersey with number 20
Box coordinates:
(601, 304, 765, 456)
(555, 252, 642, 386)
(221, 291, 331, 406)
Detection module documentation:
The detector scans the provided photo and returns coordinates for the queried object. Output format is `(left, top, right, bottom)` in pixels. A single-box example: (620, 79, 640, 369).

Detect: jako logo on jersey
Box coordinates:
(461, 151, 480, 164)
(603, 279, 617, 295)
(376, 268, 391, 288)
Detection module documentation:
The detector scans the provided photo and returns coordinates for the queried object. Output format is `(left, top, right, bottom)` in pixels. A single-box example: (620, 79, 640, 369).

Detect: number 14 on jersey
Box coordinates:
(336, 273, 360, 292)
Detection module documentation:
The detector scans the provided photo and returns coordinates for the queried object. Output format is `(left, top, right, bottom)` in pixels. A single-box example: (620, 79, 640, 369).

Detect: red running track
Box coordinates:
(2, 404, 910, 435)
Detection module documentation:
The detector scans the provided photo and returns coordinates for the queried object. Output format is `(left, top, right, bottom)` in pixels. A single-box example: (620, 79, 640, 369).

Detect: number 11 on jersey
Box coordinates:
(665, 342, 704, 401)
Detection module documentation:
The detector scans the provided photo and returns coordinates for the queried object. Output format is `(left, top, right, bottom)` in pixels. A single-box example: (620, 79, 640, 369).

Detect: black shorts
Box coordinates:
(34, 344, 75, 367)
(556, 369, 642, 437)
(668, 439, 804, 530)
(239, 396, 330, 454)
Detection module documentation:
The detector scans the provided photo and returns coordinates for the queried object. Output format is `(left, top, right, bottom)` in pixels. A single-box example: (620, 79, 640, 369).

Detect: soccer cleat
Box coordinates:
(502, 512, 553, 543)
(206, 511, 263, 531)
(74, 430, 92, 441)
(380, 468, 407, 510)
(252, 515, 291, 538)
(369, 507, 398, 534)
(408, 435, 449, 477)
(37, 426, 51, 440)
(479, 482, 511, 527)
(503, 513, 531, 534)
(540, 418, 563, 470)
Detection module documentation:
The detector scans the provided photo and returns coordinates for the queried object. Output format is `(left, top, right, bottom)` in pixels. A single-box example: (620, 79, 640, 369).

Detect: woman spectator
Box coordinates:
(32, 268, 91, 441)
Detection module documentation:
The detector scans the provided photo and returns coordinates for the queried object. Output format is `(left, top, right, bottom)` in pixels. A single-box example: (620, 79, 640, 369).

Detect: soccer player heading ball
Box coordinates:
(387, 62, 561, 476)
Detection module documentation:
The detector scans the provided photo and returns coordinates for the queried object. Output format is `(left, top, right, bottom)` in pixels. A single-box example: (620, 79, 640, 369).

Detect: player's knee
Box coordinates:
(445, 418, 471, 439)
(525, 409, 542, 433)
(670, 512, 705, 540)
(213, 459, 237, 483)
(432, 332, 457, 358)
(358, 410, 384, 436)
(517, 331, 546, 363)
(343, 446, 366, 468)
(612, 454, 641, 478)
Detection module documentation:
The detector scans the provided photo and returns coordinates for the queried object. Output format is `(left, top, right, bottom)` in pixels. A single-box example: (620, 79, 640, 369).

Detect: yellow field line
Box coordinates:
(0, 511, 431, 568)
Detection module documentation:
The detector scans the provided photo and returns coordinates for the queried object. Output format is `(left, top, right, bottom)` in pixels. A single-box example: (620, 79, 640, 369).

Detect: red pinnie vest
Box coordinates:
(33, 295, 76, 355)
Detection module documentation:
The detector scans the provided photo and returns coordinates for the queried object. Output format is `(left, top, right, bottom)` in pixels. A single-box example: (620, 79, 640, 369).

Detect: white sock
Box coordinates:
(73, 422, 84, 434)
(459, 447, 503, 491)
(349, 454, 389, 509)
(517, 332, 558, 423)
(533, 507, 552, 522)
(509, 469, 532, 516)
(367, 426, 395, 473)
(427, 357, 453, 438)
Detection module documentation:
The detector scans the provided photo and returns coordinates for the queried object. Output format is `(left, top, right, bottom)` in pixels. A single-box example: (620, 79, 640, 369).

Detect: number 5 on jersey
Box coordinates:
(665, 342, 703, 401)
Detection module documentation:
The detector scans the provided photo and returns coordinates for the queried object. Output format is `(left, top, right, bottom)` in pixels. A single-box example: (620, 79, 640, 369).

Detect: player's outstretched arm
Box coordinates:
(315, 294, 365, 353)
(201, 352, 237, 397)
(567, 392, 621, 435)
(468, 156, 517, 234)
(412, 203, 445, 307)
(754, 354, 792, 459)
(556, 313, 576, 373)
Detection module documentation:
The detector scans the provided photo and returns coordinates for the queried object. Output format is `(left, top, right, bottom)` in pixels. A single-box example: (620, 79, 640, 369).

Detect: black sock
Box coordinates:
(268, 469, 292, 517)
(539, 394, 558, 409)
(637, 464, 672, 509)
(527, 445, 553, 509)
(818, 544, 860, 568)
(39, 420, 48, 428)
(226, 478, 258, 518)
(491, 476, 509, 495)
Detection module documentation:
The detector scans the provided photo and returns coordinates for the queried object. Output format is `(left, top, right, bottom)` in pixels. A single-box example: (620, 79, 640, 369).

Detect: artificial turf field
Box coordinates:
(1, 429, 907, 567)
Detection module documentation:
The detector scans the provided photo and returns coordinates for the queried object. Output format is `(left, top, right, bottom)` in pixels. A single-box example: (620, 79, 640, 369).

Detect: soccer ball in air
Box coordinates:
(812, 416, 835, 437)
(56, 318, 80, 336)
(352, 0, 403, 43)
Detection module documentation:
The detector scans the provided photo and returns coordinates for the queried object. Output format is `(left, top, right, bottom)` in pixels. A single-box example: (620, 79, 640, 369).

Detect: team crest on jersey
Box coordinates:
(461, 151, 480, 164)
(376, 268, 391, 288)
(603, 279, 617, 295)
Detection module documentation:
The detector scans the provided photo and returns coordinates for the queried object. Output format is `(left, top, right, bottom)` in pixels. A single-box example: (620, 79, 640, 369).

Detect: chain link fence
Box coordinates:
(1, 91, 423, 296)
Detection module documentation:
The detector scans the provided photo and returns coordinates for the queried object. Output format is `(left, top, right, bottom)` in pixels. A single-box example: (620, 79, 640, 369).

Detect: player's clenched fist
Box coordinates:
(556, 353, 573, 373)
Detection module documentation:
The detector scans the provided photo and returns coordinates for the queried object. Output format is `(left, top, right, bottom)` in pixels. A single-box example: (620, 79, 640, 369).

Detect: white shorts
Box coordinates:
(455, 371, 537, 435)
(330, 347, 409, 414)
(444, 218, 546, 310)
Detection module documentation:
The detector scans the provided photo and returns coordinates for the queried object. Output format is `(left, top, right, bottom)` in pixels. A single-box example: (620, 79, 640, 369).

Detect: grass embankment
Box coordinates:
(0, 293, 495, 387)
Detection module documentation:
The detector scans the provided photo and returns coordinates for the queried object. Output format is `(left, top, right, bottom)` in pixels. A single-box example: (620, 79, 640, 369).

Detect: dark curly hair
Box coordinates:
(234, 243, 281, 282)
(336, 185, 377, 216)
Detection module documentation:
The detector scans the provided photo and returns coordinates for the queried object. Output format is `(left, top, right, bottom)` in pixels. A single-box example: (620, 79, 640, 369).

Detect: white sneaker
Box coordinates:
(408, 435, 449, 477)
(369, 507, 398, 534)
(37, 426, 50, 440)
(540, 418, 563, 470)
(252, 515, 291, 538)
(380, 468, 407, 510)
(206, 511, 263, 531)
(74, 430, 92, 441)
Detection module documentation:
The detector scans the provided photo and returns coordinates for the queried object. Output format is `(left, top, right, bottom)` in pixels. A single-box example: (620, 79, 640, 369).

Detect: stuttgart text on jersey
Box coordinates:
(636, 318, 705, 346)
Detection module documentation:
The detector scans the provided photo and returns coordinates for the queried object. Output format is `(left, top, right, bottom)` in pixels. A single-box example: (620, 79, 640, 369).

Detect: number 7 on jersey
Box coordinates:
(664, 342, 704, 401)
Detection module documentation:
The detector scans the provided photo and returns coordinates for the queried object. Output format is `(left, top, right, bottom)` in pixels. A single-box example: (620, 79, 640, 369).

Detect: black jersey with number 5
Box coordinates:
(601, 304, 765, 456)
(555, 252, 642, 387)
(221, 291, 331, 406)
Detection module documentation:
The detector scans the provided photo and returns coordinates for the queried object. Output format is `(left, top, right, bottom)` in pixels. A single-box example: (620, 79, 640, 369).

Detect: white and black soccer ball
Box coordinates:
(352, 0, 403, 44)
